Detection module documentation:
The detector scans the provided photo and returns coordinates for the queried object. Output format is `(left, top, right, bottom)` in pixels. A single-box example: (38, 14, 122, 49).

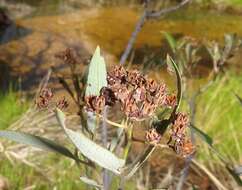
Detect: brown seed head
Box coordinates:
(85, 95, 105, 114)
(146, 128, 162, 144)
(56, 97, 69, 110)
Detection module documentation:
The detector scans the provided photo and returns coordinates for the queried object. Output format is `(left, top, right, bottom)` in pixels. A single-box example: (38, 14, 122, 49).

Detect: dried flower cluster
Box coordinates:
(85, 66, 176, 120)
(168, 112, 195, 157)
(145, 128, 162, 144)
(36, 88, 68, 110)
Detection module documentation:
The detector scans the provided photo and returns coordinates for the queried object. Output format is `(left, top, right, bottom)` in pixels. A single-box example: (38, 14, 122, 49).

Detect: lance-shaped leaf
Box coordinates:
(56, 109, 125, 175)
(163, 32, 177, 54)
(80, 176, 103, 190)
(0, 130, 77, 160)
(85, 46, 107, 96)
(85, 46, 107, 133)
(167, 55, 182, 114)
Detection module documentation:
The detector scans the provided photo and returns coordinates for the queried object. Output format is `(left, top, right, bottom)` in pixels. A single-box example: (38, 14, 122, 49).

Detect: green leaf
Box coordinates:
(0, 130, 77, 160)
(85, 46, 107, 96)
(80, 176, 103, 189)
(56, 109, 125, 175)
(163, 32, 177, 53)
(167, 55, 182, 112)
(190, 125, 213, 146)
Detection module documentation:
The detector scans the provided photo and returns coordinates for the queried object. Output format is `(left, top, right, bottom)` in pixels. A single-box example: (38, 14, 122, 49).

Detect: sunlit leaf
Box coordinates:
(163, 32, 177, 53)
(85, 46, 107, 96)
(167, 55, 182, 112)
(190, 124, 213, 146)
(56, 109, 125, 175)
(0, 130, 77, 160)
(85, 46, 107, 133)
(80, 176, 103, 189)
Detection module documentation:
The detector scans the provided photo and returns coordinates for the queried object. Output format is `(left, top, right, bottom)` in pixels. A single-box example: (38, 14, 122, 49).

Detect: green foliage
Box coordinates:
(196, 73, 242, 161)
(0, 90, 28, 129)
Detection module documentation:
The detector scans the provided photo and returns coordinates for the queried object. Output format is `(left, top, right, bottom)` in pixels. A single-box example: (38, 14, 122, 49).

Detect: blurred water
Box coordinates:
(0, 0, 242, 90)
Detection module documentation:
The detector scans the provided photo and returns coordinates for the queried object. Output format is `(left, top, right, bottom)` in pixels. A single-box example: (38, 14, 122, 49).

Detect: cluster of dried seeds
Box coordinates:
(36, 88, 69, 110)
(145, 128, 162, 144)
(84, 66, 177, 121)
(168, 112, 195, 157)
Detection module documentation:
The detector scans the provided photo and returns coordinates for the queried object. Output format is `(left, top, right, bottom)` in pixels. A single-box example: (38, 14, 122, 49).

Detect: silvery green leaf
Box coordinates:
(85, 46, 107, 96)
(80, 176, 103, 190)
(56, 109, 125, 175)
(86, 111, 97, 134)
(0, 130, 77, 160)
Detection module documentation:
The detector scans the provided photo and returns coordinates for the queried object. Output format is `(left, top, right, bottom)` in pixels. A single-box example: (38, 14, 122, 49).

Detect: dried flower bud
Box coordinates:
(85, 95, 105, 114)
(127, 70, 142, 86)
(56, 97, 69, 110)
(40, 88, 53, 100)
(180, 139, 195, 158)
(122, 97, 140, 118)
(154, 84, 167, 105)
(146, 78, 158, 93)
(114, 85, 131, 104)
(164, 94, 177, 108)
(141, 101, 157, 118)
(173, 112, 190, 129)
(174, 138, 195, 158)
(108, 66, 127, 84)
(132, 87, 146, 102)
(146, 128, 161, 144)
(36, 88, 53, 109)
(36, 97, 49, 109)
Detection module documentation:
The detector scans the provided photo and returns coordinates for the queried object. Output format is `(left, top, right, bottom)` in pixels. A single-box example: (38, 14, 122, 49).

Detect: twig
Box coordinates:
(119, 0, 191, 65)
(147, 0, 191, 18)
(119, 10, 148, 65)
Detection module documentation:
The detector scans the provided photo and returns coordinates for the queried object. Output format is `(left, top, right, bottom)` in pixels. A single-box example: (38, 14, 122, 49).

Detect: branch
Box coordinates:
(119, 0, 191, 65)
(119, 10, 148, 65)
(147, 0, 191, 19)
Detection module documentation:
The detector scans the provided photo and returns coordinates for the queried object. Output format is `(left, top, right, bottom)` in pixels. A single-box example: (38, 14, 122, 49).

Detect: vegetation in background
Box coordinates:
(197, 73, 242, 161)
(0, 89, 28, 129)
(0, 0, 242, 189)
